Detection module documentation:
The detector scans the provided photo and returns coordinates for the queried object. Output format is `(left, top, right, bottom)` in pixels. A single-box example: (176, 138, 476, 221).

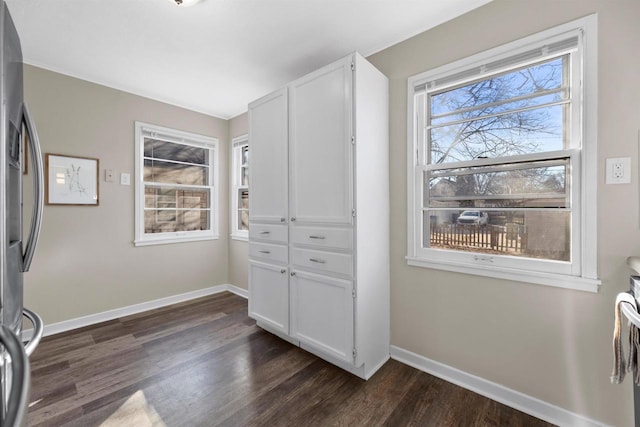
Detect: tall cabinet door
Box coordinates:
(249, 88, 288, 223)
(249, 260, 289, 334)
(289, 57, 353, 224)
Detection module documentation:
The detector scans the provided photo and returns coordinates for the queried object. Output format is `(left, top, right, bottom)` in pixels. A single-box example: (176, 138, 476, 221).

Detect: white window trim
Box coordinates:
(134, 121, 219, 246)
(231, 134, 249, 241)
(406, 15, 600, 292)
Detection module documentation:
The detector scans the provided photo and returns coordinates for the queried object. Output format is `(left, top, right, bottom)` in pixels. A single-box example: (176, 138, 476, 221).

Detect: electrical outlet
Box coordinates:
(606, 157, 631, 184)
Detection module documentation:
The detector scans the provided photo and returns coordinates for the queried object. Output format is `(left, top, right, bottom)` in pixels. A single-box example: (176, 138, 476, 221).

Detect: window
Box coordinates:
(134, 122, 219, 246)
(406, 16, 599, 291)
(231, 135, 249, 240)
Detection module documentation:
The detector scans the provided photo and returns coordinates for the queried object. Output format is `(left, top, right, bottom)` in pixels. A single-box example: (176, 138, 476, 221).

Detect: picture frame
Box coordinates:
(45, 153, 99, 206)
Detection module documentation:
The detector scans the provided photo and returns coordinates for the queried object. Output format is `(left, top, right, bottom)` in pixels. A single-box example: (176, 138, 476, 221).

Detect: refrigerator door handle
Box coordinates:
(22, 307, 44, 357)
(21, 102, 44, 272)
(0, 325, 30, 427)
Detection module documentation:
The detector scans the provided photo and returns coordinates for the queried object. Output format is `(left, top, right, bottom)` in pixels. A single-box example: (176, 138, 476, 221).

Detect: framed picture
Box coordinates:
(45, 154, 99, 206)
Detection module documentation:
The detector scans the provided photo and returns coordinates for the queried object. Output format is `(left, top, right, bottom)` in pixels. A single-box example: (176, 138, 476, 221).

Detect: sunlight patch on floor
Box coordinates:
(99, 390, 166, 427)
(29, 398, 42, 408)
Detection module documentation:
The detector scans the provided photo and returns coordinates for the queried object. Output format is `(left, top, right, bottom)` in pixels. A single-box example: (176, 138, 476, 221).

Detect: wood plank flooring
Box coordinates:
(27, 292, 554, 426)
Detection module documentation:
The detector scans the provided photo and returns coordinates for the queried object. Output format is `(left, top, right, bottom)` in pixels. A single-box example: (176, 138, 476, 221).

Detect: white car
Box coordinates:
(457, 210, 488, 226)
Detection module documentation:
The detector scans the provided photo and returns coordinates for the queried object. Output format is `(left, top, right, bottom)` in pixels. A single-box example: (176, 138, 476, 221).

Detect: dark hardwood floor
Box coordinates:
(27, 292, 554, 426)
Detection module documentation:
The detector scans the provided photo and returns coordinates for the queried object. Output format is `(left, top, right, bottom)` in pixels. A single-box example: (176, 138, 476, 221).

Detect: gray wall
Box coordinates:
(228, 112, 249, 290)
(23, 64, 230, 324)
(367, 0, 639, 425)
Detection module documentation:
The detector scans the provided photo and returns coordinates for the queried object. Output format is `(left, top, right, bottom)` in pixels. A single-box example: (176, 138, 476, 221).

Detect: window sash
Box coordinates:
(231, 135, 249, 239)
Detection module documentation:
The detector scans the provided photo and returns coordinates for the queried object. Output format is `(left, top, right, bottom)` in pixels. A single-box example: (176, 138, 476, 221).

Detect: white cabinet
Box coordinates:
(248, 52, 389, 380)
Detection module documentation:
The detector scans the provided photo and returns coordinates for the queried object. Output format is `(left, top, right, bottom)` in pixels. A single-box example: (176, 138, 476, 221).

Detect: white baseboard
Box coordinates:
(390, 346, 608, 427)
(24, 284, 248, 339)
(226, 284, 249, 299)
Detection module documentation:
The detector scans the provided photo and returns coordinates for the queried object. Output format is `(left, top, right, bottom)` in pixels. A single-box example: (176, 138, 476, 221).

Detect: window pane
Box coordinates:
(423, 209, 570, 261)
(144, 159, 208, 185)
(238, 209, 249, 231)
(144, 209, 210, 233)
(144, 187, 209, 209)
(242, 145, 249, 165)
(427, 160, 568, 209)
(144, 138, 208, 165)
(428, 56, 568, 164)
(238, 189, 248, 209)
(430, 57, 565, 117)
(429, 104, 565, 164)
(241, 167, 249, 186)
(238, 189, 249, 231)
(431, 91, 566, 127)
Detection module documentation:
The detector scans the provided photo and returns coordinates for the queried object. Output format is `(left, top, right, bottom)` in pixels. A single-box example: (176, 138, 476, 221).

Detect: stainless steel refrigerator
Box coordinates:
(0, 1, 45, 425)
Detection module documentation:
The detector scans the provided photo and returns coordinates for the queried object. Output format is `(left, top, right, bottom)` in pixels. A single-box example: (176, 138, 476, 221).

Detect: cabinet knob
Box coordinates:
(280, 269, 286, 274)
(291, 217, 296, 222)
(280, 217, 286, 222)
(290, 272, 296, 277)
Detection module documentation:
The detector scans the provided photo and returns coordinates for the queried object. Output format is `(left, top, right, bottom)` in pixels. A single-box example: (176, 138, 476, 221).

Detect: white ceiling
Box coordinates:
(6, 0, 491, 119)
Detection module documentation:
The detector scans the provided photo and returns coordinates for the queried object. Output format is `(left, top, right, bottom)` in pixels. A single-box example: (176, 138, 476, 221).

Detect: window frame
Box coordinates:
(134, 122, 219, 246)
(231, 134, 249, 241)
(406, 15, 599, 292)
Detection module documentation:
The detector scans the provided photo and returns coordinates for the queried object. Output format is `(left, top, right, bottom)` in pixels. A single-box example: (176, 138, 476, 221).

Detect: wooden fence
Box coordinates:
(429, 223, 526, 254)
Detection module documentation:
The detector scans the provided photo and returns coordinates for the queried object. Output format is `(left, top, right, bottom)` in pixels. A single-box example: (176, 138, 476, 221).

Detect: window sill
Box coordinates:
(230, 234, 248, 242)
(406, 256, 600, 293)
(134, 235, 219, 247)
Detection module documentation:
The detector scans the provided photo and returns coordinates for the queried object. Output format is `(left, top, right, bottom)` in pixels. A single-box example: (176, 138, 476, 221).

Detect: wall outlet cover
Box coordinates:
(606, 157, 631, 184)
(120, 173, 131, 186)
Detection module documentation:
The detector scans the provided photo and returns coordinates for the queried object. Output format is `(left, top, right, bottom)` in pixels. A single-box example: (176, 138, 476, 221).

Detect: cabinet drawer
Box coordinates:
(292, 248, 353, 277)
(249, 223, 288, 244)
(249, 242, 288, 264)
(291, 226, 352, 250)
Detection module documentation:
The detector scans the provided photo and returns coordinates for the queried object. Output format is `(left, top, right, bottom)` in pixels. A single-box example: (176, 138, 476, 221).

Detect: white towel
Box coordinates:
(612, 292, 640, 384)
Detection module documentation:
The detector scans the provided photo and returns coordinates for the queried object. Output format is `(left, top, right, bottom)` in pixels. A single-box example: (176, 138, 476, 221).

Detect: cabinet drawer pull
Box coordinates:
(258, 250, 271, 254)
(309, 235, 326, 240)
(259, 231, 271, 235)
(309, 258, 326, 264)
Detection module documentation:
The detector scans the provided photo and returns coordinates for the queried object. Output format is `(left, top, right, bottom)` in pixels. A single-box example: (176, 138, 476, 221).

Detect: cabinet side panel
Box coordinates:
(354, 54, 390, 374)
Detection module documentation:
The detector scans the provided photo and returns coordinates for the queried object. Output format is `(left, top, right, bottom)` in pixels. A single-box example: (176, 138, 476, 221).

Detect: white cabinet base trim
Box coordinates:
(24, 284, 248, 340)
(257, 321, 389, 380)
(390, 345, 606, 427)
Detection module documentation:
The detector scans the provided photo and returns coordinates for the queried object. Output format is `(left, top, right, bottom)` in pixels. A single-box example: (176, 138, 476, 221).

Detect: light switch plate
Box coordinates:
(606, 157, 631, 184)
(120, 172, 130, 186)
